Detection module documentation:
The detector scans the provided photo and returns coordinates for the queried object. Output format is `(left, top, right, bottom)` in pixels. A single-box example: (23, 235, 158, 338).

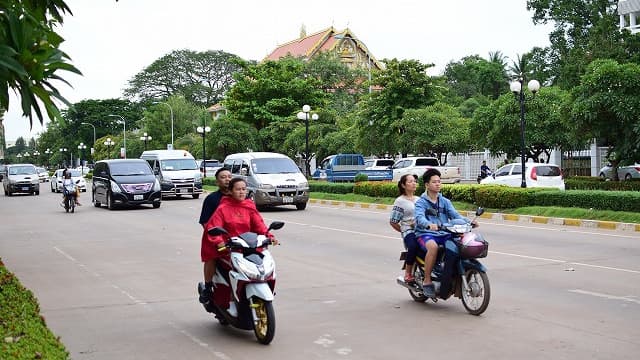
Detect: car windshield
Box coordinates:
(536, 166, 561, 176)
(9, 166, 36, 175)
(160, 159, 197, 171)
(376, 160, 395, 167)
(110, 162, 153, 176)
(251, 158, 299, 174)
(202, 160, 220, 167)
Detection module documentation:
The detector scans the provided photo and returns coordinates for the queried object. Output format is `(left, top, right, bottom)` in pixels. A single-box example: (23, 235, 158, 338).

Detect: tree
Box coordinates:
(571, 59, 640, 179)
(207, 116, 259, 158)
(398, 103, 472, 165)
(143, 95, 208, 150)
(1, 0, 81, 127)
(124, 49, 244, 107)
(444, 54, 508, 101)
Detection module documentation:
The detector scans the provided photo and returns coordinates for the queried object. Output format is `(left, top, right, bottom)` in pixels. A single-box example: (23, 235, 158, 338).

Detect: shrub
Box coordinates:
(354, 173, 369, 182)
(354, 181, 396, 197)
(530, 190, 640, 212)
(309, 181, 354, 194)
(565, 177, 640, 191)
(203, 177, 216, 186)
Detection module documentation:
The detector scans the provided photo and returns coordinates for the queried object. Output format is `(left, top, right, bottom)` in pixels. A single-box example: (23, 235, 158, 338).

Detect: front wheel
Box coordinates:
(252, 297, 275, 345)
(192, 194, 200, 199)
(461, 269, 490, 316)
(295, 202, 307, 210)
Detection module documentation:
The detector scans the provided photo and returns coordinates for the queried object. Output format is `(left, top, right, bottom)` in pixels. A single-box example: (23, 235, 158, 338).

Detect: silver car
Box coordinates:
(3, 164, 40, 196)
(599, 163, 640, 181)
(36, 167, 49, 182)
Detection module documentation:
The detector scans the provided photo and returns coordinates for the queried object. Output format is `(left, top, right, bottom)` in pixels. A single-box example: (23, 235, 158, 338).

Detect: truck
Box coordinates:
(312, 154, 393, 182)
(391, 157, 461, 184)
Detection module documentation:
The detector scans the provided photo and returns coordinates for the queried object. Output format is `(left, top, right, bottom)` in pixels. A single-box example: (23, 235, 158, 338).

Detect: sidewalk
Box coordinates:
(308, 199, 640, 232)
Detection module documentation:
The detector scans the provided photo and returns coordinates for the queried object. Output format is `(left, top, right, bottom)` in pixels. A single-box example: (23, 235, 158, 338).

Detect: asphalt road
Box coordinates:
(1, 188, 639, 359)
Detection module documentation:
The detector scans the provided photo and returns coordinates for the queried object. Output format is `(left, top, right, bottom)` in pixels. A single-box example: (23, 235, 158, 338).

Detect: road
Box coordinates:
(1, 189, 639, 359)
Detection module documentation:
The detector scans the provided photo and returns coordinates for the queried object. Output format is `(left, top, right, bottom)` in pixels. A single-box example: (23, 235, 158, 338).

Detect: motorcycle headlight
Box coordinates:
(110, 180, 122, 193)
(232, 257, 261, 280)
(261, 251, 275, 278)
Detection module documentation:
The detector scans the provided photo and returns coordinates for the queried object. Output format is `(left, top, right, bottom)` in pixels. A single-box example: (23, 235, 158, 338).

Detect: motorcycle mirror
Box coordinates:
(268, 221, 285, 231)
(425, 208, 438, 217)
(475, 207, 485, 217)
(207, 226, 229, 236)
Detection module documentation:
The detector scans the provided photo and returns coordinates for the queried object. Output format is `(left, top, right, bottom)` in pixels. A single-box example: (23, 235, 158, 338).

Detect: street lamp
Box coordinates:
(196, 125, 211, 177)
(16, 153, 22, 161)
(32, 150, 40, 165)
(296, 105, 319, 177)
(80, 122, 96, 155)
(44, 148, 52, 167)
(103, 138, 114, 159)
(140, 132, 152, 151)
(154, 101, 174, 148)
(334, 34, 372, 93)
(78, 143, 87, 174)
(509, 74, 540, 188)
(59, 148, 68, 167)
(108, 114, 126, 158)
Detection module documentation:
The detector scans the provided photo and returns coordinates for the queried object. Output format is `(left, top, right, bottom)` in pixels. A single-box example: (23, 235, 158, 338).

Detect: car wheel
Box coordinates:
(153, 202, 161, 209)
(192, 194, 200, 199)
(35, 191, 39, 195)
(625, 173, 632, 181)
(51, 184, 55, 192)
(93, 191, 101, 207)
(295, 202, 307, 210)
(107, 193, 114, 210)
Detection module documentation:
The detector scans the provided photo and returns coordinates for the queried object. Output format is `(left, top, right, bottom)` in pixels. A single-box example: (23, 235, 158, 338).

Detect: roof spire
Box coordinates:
(299, 24, 307, 39)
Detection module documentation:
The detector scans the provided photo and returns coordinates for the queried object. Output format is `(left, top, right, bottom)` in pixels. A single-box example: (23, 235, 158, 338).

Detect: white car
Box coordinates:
(36, 167, 49, 182)
(480, 162, 565, 190)
(364, 159, 395, 170)
(599, 163, 640, 181)
(50, 169, 87, 193)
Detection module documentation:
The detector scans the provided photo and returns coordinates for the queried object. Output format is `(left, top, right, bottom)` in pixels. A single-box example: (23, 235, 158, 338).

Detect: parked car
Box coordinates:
(50, 169, 87, 193)
(92, 159, 161, 210)
(36, 167, 49, 182)
(599, 163, 640, 181)
(312, 154, 393, 182)
(3, 164, 40, 196)
(199, 159, 222, 178)
(480, 162, 565, 190)
(391, 157, 461, 183)
(364, 158, 395, 170)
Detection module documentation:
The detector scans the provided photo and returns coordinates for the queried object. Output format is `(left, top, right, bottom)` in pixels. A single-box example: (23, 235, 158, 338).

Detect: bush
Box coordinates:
(565, 176, 640, 191)
(0, 259, 69, 359)
(309, 181, 354, 194)
(354, 181, 396, 197)
(530, 189, 640, 212)
(203, 177, 216, 186)
(354, 173, 369, 182)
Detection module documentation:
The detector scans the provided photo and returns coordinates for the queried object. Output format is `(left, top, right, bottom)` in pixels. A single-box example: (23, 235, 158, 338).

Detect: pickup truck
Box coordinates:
(392, 157, 461, 184)
(312, 154, 393, 182)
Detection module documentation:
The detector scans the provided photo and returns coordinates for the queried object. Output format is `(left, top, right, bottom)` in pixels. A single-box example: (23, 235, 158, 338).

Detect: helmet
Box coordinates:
(457, 232, 488, 259)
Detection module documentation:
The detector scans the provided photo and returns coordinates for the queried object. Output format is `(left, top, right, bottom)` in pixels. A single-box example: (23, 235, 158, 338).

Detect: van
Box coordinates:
(223, 152, 309, 210)
(140, 150, 203, 199)
(92, 159, 162, 209)
(2, 164, 40, 196)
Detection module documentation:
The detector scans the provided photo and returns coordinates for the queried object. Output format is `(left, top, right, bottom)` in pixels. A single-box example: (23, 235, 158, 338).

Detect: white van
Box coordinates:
(223, 152, 309, 210)
(140, 150, 203, 198)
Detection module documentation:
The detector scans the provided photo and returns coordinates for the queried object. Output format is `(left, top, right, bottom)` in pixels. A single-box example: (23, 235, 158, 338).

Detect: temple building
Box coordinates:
(619, 0, 640, 33)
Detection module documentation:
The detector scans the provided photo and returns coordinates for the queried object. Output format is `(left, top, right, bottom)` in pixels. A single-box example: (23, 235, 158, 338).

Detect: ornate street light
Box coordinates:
(103, 138, 114, 159)
(44, 148, 52, 167)
(196, 125, 211, 177)
(59, 148, 68, 167)
(78, 143, 87, 174)
(509, 74, 540, 188)
(296, 105, 319, 177)
(108, 115, 126, 158)
(80, 122, 96, 155)
(140, 132, 152, 151)
(154, 101, 174, 148)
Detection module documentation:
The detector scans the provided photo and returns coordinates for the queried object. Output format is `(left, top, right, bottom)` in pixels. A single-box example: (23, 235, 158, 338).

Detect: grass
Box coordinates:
(0, 259, 69, 359)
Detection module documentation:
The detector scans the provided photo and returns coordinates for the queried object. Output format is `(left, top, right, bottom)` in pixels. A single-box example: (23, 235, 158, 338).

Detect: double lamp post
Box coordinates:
(509, 74, 540, 188)
(296, 105, 319, 177)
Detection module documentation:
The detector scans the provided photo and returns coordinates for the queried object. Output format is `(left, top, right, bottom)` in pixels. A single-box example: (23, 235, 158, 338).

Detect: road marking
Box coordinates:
(490, 251, 640, 274)
(167, 322, 232, 359)
(569, 289, 640, 305)
(54, 246, 76, 262)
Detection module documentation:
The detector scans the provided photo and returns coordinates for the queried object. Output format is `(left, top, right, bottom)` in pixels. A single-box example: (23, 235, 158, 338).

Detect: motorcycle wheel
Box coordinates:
(64, 197, 70, 212)
(252, 297, 275, 345)
(408, 266, 427, 302)
(461, 269, 490, 316)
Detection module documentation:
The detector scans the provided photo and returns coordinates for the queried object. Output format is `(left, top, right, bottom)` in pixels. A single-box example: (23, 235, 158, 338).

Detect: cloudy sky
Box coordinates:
(3, 0, 553, 142)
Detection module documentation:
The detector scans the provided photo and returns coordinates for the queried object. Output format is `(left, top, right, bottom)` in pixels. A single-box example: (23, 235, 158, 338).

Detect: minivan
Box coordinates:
(223, 152, 309, 210)
(92, 159, 161, 209)
(480, 162, 565, 190)
(2, 164, 40, 196)
(140, 150, 203, 199)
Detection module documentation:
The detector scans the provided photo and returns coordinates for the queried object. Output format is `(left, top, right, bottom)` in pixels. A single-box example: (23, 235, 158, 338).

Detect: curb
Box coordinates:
(308, 199, 640, 233)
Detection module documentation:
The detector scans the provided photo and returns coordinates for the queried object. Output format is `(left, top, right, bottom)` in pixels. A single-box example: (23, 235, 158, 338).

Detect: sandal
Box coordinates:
(404, 274, 415, 283)
(422, 283, 436, 298)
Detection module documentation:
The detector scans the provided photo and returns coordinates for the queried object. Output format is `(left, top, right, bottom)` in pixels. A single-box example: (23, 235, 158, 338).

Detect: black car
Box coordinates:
(92, 159, 161, 210)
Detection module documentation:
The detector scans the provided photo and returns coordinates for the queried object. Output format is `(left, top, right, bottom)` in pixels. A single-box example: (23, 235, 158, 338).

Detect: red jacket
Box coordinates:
(204, 197, 271, 247)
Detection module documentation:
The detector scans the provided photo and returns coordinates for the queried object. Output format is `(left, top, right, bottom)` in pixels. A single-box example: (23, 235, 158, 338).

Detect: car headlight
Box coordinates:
(110, 180, 121, 193)
(260, 184, 275, 190)
(298, 181, 309, 189)
(161, 179, 173, 187)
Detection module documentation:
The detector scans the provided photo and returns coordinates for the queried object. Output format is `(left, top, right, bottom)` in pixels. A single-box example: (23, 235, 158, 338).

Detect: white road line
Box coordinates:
(569, 289, 640, 305)
(53, 246, 76, 262)
(167, 322, 233, 359)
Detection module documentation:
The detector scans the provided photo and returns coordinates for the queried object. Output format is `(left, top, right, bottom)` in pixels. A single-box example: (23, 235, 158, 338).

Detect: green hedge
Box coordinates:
(310, 181, 354, 194)
(565, 176, 640, 191)
(0, 259, 69, 359)
(203, 177, 216, 186)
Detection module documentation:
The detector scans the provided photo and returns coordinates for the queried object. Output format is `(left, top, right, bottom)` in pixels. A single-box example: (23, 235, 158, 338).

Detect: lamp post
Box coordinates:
(334, 34, 372, 93)
(78, 143, 87, 174)
(80, 122, 96, 156)
(103, 138, 114, 159)
(154, 101, 174, 148)
(16, 153, 22, 162)
(59, 148, 68, 167)
(509, 74, 540, 188)
(296, 105, 319, 177)
(108, 114, 126, 158)
(44, 148, 51, 168)
(140, 132, 152, 151)
(196, 125, 211, 177)
(32, 150, 40, 165)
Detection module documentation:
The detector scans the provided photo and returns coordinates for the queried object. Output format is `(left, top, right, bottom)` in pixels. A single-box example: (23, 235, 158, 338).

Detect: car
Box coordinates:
(36, 167, 49, 182)
(3, 164, 40, 196)
(199, 159, 222, 178)
(480, 162, 565, 190)
(92, 159, 161, 210)
(364, 158, 395, 170)
(598, 163, 640, 181)
(50, 169, 87, 193)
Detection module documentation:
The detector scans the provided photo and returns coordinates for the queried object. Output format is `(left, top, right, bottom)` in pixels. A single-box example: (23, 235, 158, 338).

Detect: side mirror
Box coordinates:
(425, 208, 438, 217)
(207, 226, 229, 236)
(268, 221, 285, 231)
(475, 207, 485, 217)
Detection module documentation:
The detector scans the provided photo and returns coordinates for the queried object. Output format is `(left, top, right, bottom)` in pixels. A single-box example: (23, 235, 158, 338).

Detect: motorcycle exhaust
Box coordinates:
(396, 277, 421, 291)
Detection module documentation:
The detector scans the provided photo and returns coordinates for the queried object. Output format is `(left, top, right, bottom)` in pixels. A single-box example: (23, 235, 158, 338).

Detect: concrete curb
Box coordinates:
(308, 199, 640, 232)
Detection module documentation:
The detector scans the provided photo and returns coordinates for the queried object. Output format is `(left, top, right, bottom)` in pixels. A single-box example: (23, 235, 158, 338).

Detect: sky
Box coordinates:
(3, 0, 554, 142)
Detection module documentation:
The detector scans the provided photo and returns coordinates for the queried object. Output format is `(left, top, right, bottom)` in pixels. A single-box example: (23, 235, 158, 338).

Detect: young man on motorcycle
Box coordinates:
(414, 169, 476, 298)
(198, 167, 233, 304)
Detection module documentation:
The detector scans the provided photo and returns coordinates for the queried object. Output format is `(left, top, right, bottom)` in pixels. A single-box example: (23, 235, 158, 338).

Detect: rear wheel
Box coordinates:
(93, 191, 101, 207)
(461, 269, 490, 316)
(252, 297, 276, 345)
(625, 173, 632, 181)
(107, 193, 114, 210)
(408, 265, 427, 302)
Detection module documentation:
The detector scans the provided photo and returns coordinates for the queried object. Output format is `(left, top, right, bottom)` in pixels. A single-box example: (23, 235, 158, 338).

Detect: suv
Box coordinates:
(199, 159, 222, 178)
(480, 163, 565, 190)
(3, 164, 40, 196)
(92, 159, 161, 209)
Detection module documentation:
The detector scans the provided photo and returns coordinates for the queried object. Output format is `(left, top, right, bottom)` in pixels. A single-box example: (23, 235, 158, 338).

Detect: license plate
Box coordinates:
(134, 195, 143, 200)
(178, 188, 189, 193)
(282, 196, 293, 203)
(22, 187, 29, 191)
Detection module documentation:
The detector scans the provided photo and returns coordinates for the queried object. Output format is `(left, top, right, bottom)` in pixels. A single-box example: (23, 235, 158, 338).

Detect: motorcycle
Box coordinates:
(396, 208, 491, 315)
(198, 221, 284, 345)
(477, 169, 492, 183)
(62, 181, 79, 213)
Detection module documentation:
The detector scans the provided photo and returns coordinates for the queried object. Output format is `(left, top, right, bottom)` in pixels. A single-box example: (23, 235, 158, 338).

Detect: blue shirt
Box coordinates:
(414, 192, 467, 237)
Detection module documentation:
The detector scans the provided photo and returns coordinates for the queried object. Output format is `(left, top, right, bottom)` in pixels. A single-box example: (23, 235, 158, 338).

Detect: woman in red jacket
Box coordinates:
(200, 177, 277, 304)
